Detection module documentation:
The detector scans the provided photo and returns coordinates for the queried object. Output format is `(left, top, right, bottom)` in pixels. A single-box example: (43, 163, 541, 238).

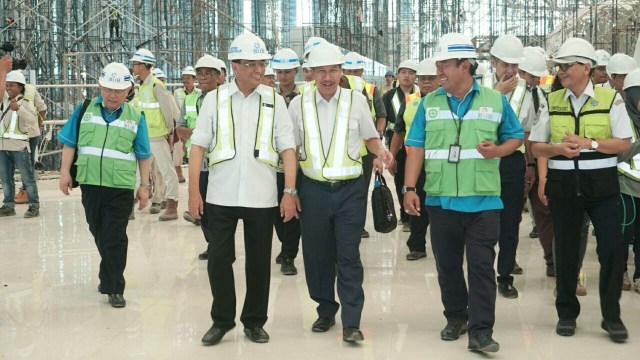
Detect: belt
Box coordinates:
(304, 176, 361, 188)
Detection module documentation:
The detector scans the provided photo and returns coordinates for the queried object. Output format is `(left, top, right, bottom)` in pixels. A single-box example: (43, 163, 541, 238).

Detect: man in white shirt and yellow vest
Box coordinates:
(188, 34, 298, 346)
(130, 48, 180, 221)
(288, 42, 393, 343)
(530, 38, 631, 342)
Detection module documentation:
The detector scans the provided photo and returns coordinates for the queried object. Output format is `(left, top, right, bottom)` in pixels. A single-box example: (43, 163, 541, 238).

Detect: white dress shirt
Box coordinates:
(191, 81, 296, 208)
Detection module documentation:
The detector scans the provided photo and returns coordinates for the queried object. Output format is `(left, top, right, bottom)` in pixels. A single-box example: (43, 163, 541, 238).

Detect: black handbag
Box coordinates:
(371, 171, 397, 233)
(69, 99, 92, 188)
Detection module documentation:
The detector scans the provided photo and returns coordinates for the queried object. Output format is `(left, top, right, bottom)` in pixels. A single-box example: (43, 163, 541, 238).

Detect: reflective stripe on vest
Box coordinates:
(0, 111, 29, 140)
(208, 84, 279, 167)
(549, 157, 617, 170)
(389, 86, 419, 129)
(425, 148, 485, 160)
(299, 88, 362, 180)
(78, 146, 137, 161)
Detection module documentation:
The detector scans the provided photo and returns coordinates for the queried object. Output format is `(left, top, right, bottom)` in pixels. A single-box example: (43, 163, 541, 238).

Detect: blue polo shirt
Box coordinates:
(405, 80, 524, 212)
(57, 96, 151, 159)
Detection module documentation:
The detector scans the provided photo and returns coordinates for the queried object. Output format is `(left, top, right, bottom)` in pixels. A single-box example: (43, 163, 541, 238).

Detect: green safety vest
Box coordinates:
(547, 87, 617, 170)
(208, 84, 279, 167)
(299, 83, 363, 181)
(182, 91, 201, 157)
(0, 97, 29, 140)
(132, 76, 168, 137)
(423, 87, 504, 197)
(403, 92, 423, 141)
(75, 99, 141, 190)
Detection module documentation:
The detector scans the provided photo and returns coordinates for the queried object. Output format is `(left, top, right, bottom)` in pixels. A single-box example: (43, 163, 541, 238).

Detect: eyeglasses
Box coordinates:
(237, 61, 267, 69)
(558, 62, 579, 72)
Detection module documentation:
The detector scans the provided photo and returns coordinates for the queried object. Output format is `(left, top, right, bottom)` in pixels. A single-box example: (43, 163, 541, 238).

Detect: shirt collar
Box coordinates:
(436, 79, 480, 99)
(95, 95, 125, 111)
(564, 80, 595, 101)
(315, 86, 341, 104)
(229, 79, 262, 98)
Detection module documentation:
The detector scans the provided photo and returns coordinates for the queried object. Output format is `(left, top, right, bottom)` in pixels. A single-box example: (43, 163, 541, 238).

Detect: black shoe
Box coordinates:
(529, 226, 538, 238)
(556, 320, 576, 336)
(498, 282, 518, 299)
(312, 317, 335, 332)
(361, 229, 370, 238)
(406, 251, 427, 261)
(440, 319, 468, 341)
(198, 249, 208, 260)
(108, 294, 126, 308)
(601, 320, 628, 343)
(511, 262, 523, 275)
(546, 264, 555, 277)
(243, 327, 269, 343)
(468, 332, 499, 353)
(280, 258, 297, 275)
(275, 253, 284, 264)
(343, 327, 364, 342)
(202, 325, 232, 346)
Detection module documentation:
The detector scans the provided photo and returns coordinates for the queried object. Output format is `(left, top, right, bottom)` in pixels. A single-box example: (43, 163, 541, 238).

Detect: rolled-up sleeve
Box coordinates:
(191, 90, 216, 148)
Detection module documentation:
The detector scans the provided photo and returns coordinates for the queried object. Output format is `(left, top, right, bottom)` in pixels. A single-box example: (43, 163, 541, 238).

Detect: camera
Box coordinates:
(0, 42, 28, 70)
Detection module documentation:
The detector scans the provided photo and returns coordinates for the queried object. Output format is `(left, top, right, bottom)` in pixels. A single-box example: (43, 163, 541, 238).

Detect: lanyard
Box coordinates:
(446, 91, 475, 145)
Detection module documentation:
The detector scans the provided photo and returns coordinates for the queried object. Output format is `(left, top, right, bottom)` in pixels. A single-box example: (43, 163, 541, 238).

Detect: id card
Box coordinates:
(448, 144, 461, 163)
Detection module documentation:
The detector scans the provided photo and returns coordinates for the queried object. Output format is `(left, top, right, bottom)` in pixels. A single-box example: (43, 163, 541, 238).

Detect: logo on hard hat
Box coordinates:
(108, 72, 120, 83)
(253, 42, 265, 54)
(229, 46, 241, 54)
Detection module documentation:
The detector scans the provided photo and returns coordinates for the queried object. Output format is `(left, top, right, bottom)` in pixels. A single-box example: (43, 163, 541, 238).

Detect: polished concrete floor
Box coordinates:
(1, 177, 639, 360)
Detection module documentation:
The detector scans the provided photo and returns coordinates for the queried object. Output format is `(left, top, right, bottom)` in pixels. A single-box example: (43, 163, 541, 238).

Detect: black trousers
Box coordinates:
(274, 171, 301, 259)
(394, 145, 409, 222)
(619, 193, 640, 280)
(428, 206, 500, 337)
(299, 176, 366, 328)
(407, 169, 429, 252)
(548, 194, 624, 322)
(206, 204, 275, 330)
(199, 170, 211, 243)
(81, 185, 133, 295)
(497, 151, 525, 284)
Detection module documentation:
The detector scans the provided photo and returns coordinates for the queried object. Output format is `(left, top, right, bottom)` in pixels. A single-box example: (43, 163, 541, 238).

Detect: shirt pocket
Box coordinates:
(475, 160, 500, 193)
(425, 121, 445, 148)
(113, 160, 137, 187)
(115, 128, 136, 153)
(77, 125, 95, 146)
(424, 160, 443, 194)
(474, 121, 497, 143)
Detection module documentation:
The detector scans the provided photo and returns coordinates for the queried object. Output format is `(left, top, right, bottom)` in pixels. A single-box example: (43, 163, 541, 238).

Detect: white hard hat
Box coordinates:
(181, 66, 196, 76)
(416, 59, 437, 76)
(530, 46, 547, 56)
(397, 59, 418, 72)
(272, 48, 300, 69)
(607, 53, 638, 76)
(129, 48, 156, 65)
(475, 63, 488, 75)
(595, 49, 611, 66)
(6, 70, 26, 85)
(302, 59, 310, 69)
(307, 42, 344, 68)
(303, 36, 327, 57)
(151, 67, 166, 79)
(623, 68, 640, 90)
(520, 47, 549, 77)
(98, 62, 133, 90)
(549, 38, 597, 66)
(490, 35, 525, 64)
(215, 58, 227, 71)
(195, 55, 222, 72)
(228, 33, 271, 61)
(264, 67, 275, 77)
(433, 33, 478, 61)
(343, 52, 365, 70)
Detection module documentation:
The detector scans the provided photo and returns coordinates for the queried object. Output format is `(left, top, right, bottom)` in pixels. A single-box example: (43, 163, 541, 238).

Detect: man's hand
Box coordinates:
(59, 172, 73, 195)
(167, 134, 174, 152)
(555, 141, 581, 158)
(387, 160, 398, 176)
(135, 187, 149, 210)
(9, 99, 20, 111)
(562, 132, 591, 149)
(403, 191, 421, 216)
(376, 148, 395, 171)
(188, 191, 204, 220)
(496, 74, 519, 95)
(280, 194, 301, 222)
(524, 166, 535, 195)
(477, 141, 502, 159)
(537, 179, 548, 206)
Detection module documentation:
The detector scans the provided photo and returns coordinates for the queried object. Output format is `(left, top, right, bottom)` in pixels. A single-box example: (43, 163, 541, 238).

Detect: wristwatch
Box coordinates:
(140, 183, 152, 190)
(401, 186, 416, 195)
(283, 188, 298, 197)
(590, 138, 599, 150)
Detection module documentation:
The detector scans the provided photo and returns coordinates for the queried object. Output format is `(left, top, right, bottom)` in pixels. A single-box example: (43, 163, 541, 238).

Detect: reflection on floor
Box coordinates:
(1, 179, 639, 360)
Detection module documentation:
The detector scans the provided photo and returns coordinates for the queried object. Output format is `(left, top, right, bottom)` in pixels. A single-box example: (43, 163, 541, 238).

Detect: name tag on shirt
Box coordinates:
(448, 144, 461, 163)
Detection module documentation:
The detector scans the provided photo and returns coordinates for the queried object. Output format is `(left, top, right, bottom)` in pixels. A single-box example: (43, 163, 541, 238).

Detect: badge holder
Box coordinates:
(448, 144, 461, 163)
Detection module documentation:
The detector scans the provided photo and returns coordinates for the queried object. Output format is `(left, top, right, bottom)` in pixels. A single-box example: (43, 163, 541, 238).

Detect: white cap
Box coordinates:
(343, 52, 365, 70)
(303, 36, 327, 57)
(607, 53, 638, 76)
(490, 35, 525, 64)
(549, 38, 597, 66)
(433, 33, 478, 61)
(195, 55, 223, 72)
(623, 68, 640, 90)
(416, 59, 437, 76)
(181, 66, 196, 76)
(98, 63, 133, 90)
(215, 58, 227, 71)
(129, 48, 156, 65)
(520, 47, 549, 77)
(307, 42, 344, 68)
(475, 63, 488, 75)
(264, 67, 275, 77)
(272, 48, 300, 69)
(397, 59, 418, 72)
(6, 70, 26, 85)
(151, 67, 166, 79)
(595, 49, 611, 66)
(228, 33, 271, 61)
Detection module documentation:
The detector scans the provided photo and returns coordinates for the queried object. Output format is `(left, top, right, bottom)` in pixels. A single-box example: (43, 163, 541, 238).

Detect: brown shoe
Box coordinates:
(14, 188, 28, 204)
(159, 199, 178, 221)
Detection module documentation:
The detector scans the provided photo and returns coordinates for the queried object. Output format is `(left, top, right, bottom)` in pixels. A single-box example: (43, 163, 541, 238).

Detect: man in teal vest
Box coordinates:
(404, 33, 523, 353)
(530, 37, 631, 342)
(57, 63, 151, 308)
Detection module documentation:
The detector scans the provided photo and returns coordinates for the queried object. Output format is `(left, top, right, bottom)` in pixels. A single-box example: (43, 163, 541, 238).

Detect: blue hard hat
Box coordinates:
(385, 70, 395, 77)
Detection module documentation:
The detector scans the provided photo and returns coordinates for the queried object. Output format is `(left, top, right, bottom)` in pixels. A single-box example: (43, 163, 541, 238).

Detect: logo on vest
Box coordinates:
(426, 107, 439, 120)
(478, 107, 493, 120)
(549, 106, 567, 112)
(81, 113, 92, 123)
(591, 100, 599, 107)
(123, 119, 136, 131)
